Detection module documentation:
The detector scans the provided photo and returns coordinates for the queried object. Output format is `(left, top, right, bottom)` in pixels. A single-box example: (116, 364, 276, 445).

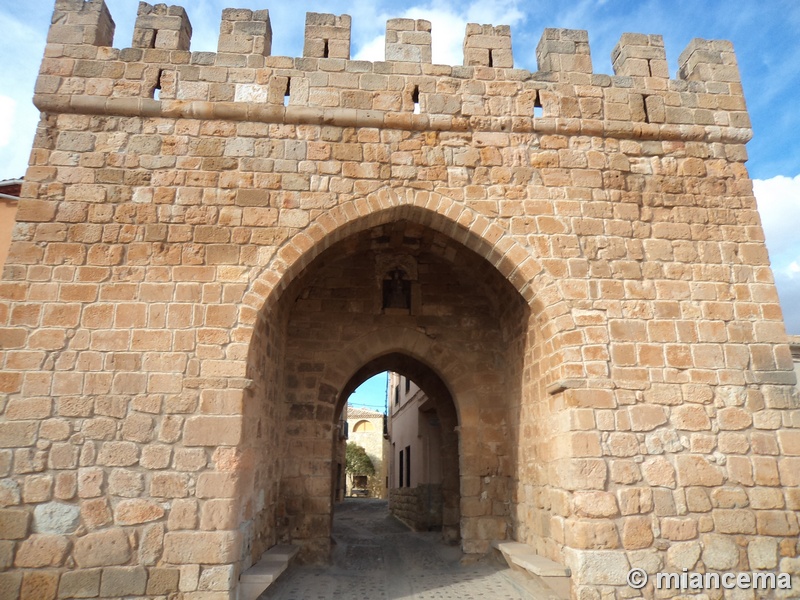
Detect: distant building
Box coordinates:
(0, 178, 21, 268)
(346, 406, 389, 498)
(387, 372, 443, 531)
(791, 336, 800, 392)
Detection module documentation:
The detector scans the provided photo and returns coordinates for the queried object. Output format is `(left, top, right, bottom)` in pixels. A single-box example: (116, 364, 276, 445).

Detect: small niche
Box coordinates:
(382, 269, 411, 312)
(284, 78, 291, 107)
(412, 86, 420, 114)
(533, 94, 543, 118)
(488, 51, 493, 68)
(323, 39, 329, 59)
(149, 30, 158, 49)
(642, 95, 650, 123)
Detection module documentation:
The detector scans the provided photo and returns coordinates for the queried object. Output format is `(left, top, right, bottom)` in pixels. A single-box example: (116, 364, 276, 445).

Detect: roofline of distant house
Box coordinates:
(0, 193, 20, 202)
(0, 179, 23, 185)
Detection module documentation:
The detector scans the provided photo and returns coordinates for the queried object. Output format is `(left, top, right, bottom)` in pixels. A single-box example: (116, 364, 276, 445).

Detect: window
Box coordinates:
(405, 445, 411, 488)
(394, 385, 399, 406)
(405, 378, 411, 393)
(399, 449, 404, 487)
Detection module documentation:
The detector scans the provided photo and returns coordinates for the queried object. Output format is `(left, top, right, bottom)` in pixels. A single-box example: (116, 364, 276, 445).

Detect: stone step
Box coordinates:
(238, 544, 299, 600)
(492, 540, 571, 600)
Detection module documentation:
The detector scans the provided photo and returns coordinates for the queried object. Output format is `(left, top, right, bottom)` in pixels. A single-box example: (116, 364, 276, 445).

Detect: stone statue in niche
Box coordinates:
(383, 269, 411, 310)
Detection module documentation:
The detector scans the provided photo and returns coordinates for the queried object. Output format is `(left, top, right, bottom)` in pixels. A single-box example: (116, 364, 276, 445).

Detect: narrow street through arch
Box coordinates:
(262, 499, 544, 600)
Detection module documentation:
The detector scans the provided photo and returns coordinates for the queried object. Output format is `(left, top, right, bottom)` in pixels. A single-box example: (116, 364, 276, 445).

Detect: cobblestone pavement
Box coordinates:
(261, 499, 537, 599)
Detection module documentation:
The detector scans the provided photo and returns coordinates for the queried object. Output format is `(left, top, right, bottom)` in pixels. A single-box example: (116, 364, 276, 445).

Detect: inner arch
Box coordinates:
(336, 354, 461, 540)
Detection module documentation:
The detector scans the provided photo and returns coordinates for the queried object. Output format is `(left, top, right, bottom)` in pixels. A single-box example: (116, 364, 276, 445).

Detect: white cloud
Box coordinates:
(355, 35, 387, 62)
(0, 96, 14, 148)
(354, 0, 524, 65)
(754, 175, 800, 334)
(753, 175, 800, 273)
(774, 272, 800, 334)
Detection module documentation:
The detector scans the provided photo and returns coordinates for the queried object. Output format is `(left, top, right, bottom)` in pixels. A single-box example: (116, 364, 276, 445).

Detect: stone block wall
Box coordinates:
(390, 484, 443, 531)
(0, 1, 798, 598)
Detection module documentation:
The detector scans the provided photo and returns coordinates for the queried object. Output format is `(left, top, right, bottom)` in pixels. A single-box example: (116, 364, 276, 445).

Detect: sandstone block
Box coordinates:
(660, 517, 697, 541)
(80, 498, 112, 530)
(168, 498, 198, 530)
(748, 537, 778, 570)
(20, 571, 58, 600)
(99, 567, 147, 597)
(57, 568, 101, 599)
(0, 422, 38, 447)
(73, 528, 131, 568)
(777, 430, 800, 456)
(628, 405, 667, 431)
(198, 565, 235, 591)
(14, 534, 70, 568)
(196, 472, 240, 499)
(617, 488, 652, 516)
(621, 516, 653, 550)
(572, 491, 618, 518)
(151, 472, 190, 498)
(641, 456, 676, 488)
(97, 441, 139, 467)
(556, 459, 608, 491)
(200, 499, 239, 530)
(702, 534, 739, 570)
(717, 406, 752, 430)
(756, 510, 799, 536)
(114, 498, 165, 525)
(675, 455, 724, 487)
(713, 509, 756, 534)
(163, 531, 241, 564)
(139, 522, 165, 566)
(141, 444, 173, 469)
(183, 416, 243, 446)
(108, 469, 145, 498)
(565, 519, 619, 549)
(563, 548, 630, 586)
(0, 509, 30, 539)
(146, 568, 180, 595)
(671, 404, 710, 430)
(667, 541, 701, 570)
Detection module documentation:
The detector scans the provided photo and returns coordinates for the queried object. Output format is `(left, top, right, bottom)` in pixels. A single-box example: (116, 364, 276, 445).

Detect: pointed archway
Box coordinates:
(336, 354, 461, 542)
(239, 211, 531, 564)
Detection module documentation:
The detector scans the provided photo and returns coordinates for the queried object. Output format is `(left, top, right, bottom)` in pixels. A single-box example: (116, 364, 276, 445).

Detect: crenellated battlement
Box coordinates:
(35, 0, 750, 139)
(304, 13, 350, 60)
(132, 2, 192, 51)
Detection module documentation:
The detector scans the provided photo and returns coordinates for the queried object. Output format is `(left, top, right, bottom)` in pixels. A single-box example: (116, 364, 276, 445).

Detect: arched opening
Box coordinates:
(240, 213, 530, 566)
(337, 355, 461, 541)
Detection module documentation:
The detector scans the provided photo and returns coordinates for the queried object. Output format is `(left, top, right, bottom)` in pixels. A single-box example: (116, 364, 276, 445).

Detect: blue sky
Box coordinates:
(0, 0, 798, 333)
(348, 373, 389, 414)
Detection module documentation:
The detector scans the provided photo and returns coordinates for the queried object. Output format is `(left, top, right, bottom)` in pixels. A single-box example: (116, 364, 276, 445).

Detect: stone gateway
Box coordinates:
(0, 1, 798, 598)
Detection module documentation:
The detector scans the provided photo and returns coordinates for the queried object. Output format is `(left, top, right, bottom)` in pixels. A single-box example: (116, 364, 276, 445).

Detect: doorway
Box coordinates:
(242, 216, 529, 564)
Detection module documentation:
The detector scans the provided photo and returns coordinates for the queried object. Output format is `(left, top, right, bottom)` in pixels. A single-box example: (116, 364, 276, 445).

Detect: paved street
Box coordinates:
(261, 499, 537, 599)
